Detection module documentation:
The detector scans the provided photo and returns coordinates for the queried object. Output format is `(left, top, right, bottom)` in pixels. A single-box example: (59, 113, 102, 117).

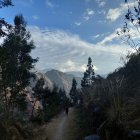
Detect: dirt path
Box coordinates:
(34, 107, 79, 140)
(45, 111, 67, 140)
(45, 107, 77, 140)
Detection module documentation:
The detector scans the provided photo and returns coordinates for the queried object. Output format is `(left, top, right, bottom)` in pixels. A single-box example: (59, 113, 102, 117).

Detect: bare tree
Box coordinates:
(117, 0, 140, 52)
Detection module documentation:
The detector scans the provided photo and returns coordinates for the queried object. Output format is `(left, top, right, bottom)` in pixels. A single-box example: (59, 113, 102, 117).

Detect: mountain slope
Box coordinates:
(45, 69, 81, 94)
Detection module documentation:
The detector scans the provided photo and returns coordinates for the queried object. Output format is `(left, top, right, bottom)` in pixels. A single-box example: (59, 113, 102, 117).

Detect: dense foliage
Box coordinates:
(0, 14, 39, 140)
(78, 53, 140, 140)
(0, 15, 37, 116)
(31, 77, 70, 123)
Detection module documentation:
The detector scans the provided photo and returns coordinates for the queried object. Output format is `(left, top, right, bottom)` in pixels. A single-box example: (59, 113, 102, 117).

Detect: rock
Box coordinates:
(84, 135, 100, 140)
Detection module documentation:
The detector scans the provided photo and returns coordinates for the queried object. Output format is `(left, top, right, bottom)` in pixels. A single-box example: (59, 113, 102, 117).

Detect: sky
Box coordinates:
(0, 0, 135, 75)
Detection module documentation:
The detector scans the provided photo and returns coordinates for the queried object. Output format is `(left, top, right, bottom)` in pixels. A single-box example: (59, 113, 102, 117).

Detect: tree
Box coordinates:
(59, 88, 67, 105)
(117, 0, 140, 52)
(31, 78, 45, 118)
(0, 0, 12, 7)
(69, 78, 78, 104)
(0, 0, 13, 37)
(81, 57, 95, 87)
(0, 14, 38, 115)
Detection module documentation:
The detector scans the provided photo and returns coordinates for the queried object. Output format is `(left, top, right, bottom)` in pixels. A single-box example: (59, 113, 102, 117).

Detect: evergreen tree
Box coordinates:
(0, 0, 12, 7)
(0, 14, 37, 114)
(81, 57, 95, 87)
(69, 78, 78, 104)
(0, 0, 13, 37)
(31, 78, 45, 118)
(59, 88, 69, 106)
(42, 86, 50, 110)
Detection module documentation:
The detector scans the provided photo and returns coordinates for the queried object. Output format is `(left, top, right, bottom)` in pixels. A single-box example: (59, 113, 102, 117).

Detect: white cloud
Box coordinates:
(46, 0, 54, 8)
(92, 32, 110, 40)
(92, 34, 100, 39)
(83, 8, 94, 21)
(99, 32, 118, 45)
(107, 8, 122, 22)
(59, 60, 87, 72)
(28, 26, 132, 74)
(74, 8, 94, 25)
(106, 2, 134, 22)
(74, 22, 82, 26)
(32, 15, 39, 20)
(96, 0, 106, 7)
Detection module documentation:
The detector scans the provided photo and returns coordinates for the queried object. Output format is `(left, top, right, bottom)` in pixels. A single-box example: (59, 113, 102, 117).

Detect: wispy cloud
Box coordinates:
(28, 26, 131, 74)
(98, 29, 119, 45)
(96, 0, 106, 7)
(92, 34, 100, 39)
(74, 8, 94, 26)
(46, 0, 54, 8)
(106, 2, 134, 22)
(59, 60, 86, 72)
(83, 8, 94, 21)
(106, 8, 122, 22)
(74, 22, 82, 26)
(32, 15, 39, 20)
(98, 10, 106, 15)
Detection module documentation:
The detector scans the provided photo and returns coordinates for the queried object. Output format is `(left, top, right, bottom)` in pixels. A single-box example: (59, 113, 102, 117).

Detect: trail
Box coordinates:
(45, 107, 76, 140)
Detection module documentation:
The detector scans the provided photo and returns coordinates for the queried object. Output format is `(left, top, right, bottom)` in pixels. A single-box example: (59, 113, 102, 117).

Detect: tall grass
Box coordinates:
(78, 74, 140, 140)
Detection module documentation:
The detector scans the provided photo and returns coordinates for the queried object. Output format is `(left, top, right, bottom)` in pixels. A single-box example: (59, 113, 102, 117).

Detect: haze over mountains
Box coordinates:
(42, 69, 83, 78)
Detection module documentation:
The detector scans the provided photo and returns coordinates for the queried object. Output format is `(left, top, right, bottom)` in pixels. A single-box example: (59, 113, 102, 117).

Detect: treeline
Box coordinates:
(31, 77, 70, 123)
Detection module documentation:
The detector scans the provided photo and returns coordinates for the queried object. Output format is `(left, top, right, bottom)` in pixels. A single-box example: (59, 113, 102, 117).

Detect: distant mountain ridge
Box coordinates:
(45, 69, 81, 93)
(30, 69, 82, 94)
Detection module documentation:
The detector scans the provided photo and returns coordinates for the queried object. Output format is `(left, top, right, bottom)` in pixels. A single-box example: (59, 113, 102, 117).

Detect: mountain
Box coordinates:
(29, 69, 81, 94)
(42, 69, 83, 78)
(26, 69, 82, 114)
(30, 69, 108, 94)
(45, 69, 81, 94)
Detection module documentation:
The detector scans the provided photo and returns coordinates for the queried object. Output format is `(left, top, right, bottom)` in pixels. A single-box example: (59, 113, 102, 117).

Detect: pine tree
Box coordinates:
(0, 14, 38, 114)
(0, 0, 12, 7)
(0, 0, 13, 37)
(81, 57, 95, 87)
(69, 78, 78, 104)
(59, 88, 69, 106)
(31, 78, 45, 118)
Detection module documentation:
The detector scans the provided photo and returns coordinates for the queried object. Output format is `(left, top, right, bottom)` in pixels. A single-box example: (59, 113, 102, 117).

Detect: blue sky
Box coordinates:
(0, 0, 134, 75)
